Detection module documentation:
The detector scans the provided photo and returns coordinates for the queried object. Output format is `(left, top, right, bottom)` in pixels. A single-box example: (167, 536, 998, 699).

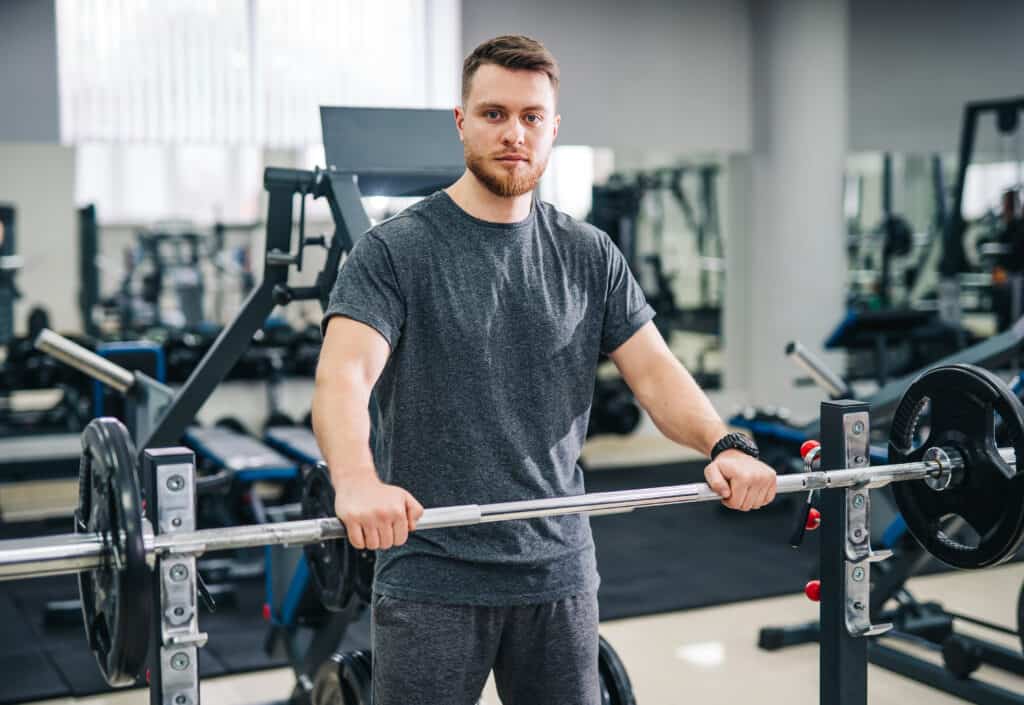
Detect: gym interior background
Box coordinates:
(1, 0, 1024, 703)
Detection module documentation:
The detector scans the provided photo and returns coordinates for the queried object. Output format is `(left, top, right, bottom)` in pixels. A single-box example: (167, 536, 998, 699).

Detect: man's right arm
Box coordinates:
(312, 316, 423, 550)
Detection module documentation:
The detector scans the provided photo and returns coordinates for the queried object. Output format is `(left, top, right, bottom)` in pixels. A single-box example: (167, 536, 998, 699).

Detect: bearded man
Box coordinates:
(313, 34, 776, 705)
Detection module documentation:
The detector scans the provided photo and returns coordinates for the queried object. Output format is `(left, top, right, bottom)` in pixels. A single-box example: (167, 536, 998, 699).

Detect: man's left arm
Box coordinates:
(608, 321, 778, 511)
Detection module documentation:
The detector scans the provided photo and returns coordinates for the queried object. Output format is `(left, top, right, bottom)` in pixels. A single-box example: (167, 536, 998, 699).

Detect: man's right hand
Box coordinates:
(334, 475, 424, 550)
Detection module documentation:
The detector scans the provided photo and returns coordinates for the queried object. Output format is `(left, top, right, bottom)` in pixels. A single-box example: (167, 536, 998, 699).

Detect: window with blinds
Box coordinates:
(57, 0, 460, 222)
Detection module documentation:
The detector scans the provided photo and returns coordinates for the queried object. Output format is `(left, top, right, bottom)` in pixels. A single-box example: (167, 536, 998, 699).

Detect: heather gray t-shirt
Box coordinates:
(322, 190, 654, 606)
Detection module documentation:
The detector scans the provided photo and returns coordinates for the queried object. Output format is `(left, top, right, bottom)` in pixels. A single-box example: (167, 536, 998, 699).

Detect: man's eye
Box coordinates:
(485, 110, 501, 119)
(525, 114, 542, 124)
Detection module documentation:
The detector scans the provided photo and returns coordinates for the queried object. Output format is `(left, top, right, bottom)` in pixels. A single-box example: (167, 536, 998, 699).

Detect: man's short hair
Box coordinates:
(461, 35, 560, 105)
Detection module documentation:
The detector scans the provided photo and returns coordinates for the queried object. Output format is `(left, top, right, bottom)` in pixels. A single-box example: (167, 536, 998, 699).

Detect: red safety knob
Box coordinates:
(800, 440, 820, 460)
(805, 580, 821, 602)
(146, 669, 151, 685)
(806, 508, 822, 531)
(262, 603, 272, 622)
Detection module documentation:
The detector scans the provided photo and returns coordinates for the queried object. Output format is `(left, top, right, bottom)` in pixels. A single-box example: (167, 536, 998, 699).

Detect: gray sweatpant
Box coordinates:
(371, 591, 601, 705)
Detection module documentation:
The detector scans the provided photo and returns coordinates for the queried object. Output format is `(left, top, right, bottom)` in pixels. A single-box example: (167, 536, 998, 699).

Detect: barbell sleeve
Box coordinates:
(0, 446, 1015, 582)
(786, 340, 850, 399)
(34, 329, 136, 394)
(0, 532, 108, 581)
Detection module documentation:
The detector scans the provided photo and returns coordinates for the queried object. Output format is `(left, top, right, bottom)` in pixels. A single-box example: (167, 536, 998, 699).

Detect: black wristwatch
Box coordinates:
(709, 432, 759, 461)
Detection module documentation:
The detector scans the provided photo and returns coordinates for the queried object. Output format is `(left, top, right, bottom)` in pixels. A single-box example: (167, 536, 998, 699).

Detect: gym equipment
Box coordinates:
(0, 204, 21, 347)
(939, 97, 1024, 326)
(889, 364, 1024, 569)
(311, 636, 636, 705)
(185, 425, 298, 482)
(734, 318, 1024, 483)
(824, 308, 974, 387)
(598, 635, 637, 705)
(265, 425, 324, 466)
(588, 377, 641, 438)
(312, 649, 372, 705)
(78, 204, 101, 338)
(1018, 581, 1024, 655)
(0, 364, 1021, 705)
(302, 463, 374, 612)
(76, 417, 151, 686)
(588, 166, 724, 388)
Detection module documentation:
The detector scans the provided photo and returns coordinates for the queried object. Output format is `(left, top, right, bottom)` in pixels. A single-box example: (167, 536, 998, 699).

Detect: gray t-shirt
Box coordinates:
(322, 190, 654, 606)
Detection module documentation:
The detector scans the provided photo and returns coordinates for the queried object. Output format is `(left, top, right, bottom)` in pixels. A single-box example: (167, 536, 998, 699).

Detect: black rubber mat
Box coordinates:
(589, 460, 821, 620)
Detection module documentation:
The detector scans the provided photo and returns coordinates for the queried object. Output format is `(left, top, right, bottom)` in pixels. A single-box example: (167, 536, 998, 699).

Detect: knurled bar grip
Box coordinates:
(35, 329, 135, 394)
(0, 446, 1011, 582)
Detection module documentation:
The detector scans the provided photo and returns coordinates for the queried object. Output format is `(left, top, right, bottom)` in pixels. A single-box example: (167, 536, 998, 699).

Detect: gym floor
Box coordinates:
(11, 432, 1024, 705)
(24, 565, 1024, 704)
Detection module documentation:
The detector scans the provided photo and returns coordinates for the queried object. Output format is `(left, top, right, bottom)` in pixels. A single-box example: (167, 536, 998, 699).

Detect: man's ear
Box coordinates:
(553, 113, 560, 141)
(454, 106, 465, 142)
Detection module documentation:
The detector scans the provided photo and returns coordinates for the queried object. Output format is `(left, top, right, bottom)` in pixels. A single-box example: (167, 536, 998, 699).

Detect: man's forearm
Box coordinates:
(631, 355, 730, 457)
(311, 377, 378, 485)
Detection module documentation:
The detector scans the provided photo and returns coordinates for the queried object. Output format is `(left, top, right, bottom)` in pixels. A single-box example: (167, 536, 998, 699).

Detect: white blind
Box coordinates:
(56, 0, 460, 146)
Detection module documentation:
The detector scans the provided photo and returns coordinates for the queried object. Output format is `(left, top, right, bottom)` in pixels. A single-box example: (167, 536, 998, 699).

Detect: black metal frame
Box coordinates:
(141, 107, 463, 451)
(140, 168, 334, 449)
(940, 96, 1024, 278)
(818, 401, 869, 705)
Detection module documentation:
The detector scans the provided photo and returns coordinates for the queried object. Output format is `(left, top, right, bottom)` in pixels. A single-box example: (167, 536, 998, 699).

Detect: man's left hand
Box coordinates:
(704, 451, 778, 511)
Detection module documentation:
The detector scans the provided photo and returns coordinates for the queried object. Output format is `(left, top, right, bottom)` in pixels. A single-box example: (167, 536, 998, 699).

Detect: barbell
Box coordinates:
(0, 363, 1022, 688)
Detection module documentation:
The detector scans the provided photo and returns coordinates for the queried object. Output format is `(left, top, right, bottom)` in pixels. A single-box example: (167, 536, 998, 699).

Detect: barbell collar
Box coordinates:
(0, 445, 1014, 582)
(34, 329, 136, 393)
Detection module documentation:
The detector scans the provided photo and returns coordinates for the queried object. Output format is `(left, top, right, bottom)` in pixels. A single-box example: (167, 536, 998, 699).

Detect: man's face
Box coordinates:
(455, 64, 560, 198)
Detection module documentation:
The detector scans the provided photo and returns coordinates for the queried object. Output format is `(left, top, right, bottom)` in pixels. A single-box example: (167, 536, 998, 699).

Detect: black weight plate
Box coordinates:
(889, 364, 1024, 569)
(600, 670, 612, 705)
(1018, 580, 1024, 655)
(312, 651, 358, 705)
(302, 463, 375, 611)
(352, 544, 375, 605)
(76, 417, 151, 686)
(346, 649, 373, 705)
(302, 464, 354, 611)
(598, 635, 636, 705)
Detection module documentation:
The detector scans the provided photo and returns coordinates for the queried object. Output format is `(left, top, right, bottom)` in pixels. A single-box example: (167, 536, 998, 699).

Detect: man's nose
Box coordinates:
(501, 120, 526, 146)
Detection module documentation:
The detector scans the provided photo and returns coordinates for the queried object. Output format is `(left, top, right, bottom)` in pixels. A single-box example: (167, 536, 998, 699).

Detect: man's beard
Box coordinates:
(464, 144, 548, 198)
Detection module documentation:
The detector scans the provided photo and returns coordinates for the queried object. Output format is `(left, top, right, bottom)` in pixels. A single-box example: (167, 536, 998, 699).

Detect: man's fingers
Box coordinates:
(378, 522, 395, 550)
(347, 524, 366, 550)
(406, 493, 424, 530)
(732, 484, 753, 511)
(393, 519, 409, 547)
(755, 471, 778, 508)
(705, 463, 731, 499)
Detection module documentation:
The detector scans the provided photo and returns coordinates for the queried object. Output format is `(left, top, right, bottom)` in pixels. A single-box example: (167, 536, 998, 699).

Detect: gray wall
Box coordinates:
(849, 0, 1024, 153)
(0, 1, 72, 334)
(0, 0, 60, 142)
(0, 143, 77, 333)
(462, 0, 752, 153)
(743, 0, 849, 417)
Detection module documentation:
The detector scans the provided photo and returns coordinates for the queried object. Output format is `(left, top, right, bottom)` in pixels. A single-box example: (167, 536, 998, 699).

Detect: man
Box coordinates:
(313, 34, 776, 705)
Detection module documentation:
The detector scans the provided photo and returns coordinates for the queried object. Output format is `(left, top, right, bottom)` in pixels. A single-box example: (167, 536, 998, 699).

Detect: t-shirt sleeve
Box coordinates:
(599, 233, 656, 354)
(321, 232, 406, 348)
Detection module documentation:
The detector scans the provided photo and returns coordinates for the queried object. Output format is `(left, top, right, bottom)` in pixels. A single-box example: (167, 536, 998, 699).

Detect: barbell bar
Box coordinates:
(34, 328, 136, 394)
(0, 445, 1012, 583)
